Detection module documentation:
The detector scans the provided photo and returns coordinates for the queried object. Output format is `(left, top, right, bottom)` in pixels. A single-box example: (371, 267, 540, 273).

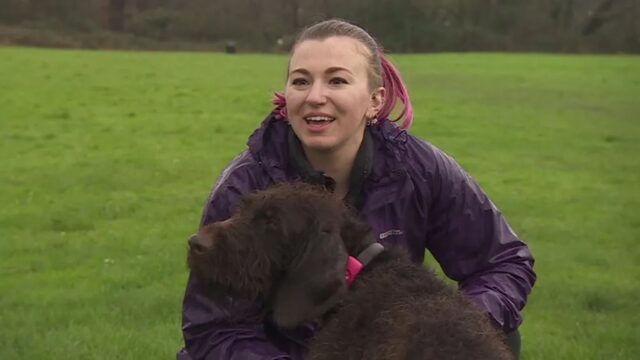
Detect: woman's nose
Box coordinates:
(306, 82, 327, 105)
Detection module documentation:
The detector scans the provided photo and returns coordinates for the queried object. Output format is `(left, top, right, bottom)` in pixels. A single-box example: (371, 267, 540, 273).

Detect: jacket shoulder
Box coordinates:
(208, 151, 262, 197)
(200, 150, 268, 226)
(375, 128, 474, 207)
(401, 134, 454, 182)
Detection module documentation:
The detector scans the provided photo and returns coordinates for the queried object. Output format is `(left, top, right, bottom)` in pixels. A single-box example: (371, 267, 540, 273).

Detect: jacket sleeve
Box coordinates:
(181, 153, 299, 360)
(423, 146, 536, 332)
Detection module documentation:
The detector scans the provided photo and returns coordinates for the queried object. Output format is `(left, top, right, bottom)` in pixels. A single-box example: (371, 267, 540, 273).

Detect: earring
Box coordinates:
(367, 118, 378, 126)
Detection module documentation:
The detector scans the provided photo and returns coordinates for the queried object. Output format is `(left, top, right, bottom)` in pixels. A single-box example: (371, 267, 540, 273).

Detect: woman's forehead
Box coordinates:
(289, 36, 370, 74)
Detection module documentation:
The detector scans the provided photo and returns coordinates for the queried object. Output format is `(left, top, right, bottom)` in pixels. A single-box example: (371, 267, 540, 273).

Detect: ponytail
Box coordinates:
(378, 52, 413, 130)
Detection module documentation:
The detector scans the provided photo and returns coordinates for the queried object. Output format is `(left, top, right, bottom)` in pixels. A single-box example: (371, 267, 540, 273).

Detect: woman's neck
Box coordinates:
(303, 146, 358, 199)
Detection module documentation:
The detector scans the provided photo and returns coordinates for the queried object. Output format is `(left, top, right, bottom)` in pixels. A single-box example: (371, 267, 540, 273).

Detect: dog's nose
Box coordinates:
(188, 234, 209, 253)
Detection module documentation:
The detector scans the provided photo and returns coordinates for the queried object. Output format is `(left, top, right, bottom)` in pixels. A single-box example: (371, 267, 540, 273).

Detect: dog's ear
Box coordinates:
(188, 221, 273, 301)
(340, 212, 374, 256)
(271, 232, 348, 328)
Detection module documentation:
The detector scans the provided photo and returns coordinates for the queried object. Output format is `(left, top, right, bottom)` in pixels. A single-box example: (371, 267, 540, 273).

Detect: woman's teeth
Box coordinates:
(304, 116, 334, 124)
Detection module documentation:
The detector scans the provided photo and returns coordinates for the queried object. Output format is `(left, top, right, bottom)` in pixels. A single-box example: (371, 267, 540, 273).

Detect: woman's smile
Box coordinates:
(304, 113, 336, 132)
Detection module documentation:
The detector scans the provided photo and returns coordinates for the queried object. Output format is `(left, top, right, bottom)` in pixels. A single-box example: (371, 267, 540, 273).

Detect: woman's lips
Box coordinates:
(304, 116, 335, 132)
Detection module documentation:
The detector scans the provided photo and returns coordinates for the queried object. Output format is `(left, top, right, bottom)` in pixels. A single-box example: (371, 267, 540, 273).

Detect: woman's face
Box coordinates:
(285, 36, 383, 157)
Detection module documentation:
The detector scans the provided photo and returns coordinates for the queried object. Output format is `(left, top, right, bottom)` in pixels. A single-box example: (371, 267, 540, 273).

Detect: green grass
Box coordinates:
(1, 47, 638, 359)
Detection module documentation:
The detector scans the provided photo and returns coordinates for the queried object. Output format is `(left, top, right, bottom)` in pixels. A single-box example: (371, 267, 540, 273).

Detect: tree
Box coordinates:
(108, 0, 126, 31)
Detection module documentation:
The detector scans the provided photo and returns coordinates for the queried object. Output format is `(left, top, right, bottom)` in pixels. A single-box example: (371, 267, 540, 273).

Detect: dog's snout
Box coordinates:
(188, 234, 210, 253)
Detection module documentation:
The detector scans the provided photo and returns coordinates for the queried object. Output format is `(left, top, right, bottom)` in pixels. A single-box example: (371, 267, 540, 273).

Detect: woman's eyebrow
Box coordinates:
(325, 66, 352, 75)
(289, 67, 353, 76)
(290, 68, 310, 76)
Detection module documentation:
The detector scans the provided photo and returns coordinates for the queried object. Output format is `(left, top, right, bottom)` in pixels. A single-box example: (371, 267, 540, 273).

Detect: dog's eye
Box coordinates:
(320, 227, 334, 234)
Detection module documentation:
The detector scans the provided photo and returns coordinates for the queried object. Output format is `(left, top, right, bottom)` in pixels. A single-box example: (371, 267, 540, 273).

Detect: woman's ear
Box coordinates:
(367, 86, 385, 119)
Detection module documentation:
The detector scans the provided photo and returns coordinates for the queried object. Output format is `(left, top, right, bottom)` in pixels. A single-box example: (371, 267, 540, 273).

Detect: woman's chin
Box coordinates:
(300, 139, 339, 154)
(292, 131, 334, 150)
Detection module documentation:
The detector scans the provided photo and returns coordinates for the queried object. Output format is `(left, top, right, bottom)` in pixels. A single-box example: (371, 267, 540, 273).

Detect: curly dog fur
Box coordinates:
(188, 183, 512, 360)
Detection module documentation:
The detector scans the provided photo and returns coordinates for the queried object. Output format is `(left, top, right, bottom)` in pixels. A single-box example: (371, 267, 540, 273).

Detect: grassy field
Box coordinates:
(1, 47, 638, 359)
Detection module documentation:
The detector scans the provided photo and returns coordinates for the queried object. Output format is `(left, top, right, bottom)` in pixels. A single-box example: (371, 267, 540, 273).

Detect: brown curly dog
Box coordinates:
(187, 183, 511, 360)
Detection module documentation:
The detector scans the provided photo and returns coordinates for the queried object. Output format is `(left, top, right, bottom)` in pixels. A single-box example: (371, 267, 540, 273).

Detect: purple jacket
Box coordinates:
(179, 115, 536, 360)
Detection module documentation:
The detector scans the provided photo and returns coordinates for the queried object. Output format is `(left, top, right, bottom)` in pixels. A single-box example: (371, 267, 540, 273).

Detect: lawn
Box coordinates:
(0, 47, 638, 359)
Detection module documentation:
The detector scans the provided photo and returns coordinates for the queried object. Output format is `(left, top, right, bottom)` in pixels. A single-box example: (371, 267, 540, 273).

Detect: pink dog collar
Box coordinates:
(345, 243, 385, 287)
(345, 256, 363, 286)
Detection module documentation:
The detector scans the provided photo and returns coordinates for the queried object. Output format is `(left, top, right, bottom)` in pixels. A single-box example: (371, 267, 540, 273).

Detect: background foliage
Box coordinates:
(0, 0, 638, 52)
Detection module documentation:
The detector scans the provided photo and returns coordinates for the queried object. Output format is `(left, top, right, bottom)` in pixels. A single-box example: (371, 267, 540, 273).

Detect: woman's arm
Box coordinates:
(422, 145, 536, 332)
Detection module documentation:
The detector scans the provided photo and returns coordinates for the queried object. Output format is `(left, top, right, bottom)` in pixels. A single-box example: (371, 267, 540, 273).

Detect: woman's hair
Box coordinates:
(272, 19, 413, 130)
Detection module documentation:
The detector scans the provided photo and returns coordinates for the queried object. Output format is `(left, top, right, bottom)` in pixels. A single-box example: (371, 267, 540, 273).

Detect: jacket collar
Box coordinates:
(248, 114, 407, 169)
(247, 114, 412, 211)
(287, 126, 373, 210)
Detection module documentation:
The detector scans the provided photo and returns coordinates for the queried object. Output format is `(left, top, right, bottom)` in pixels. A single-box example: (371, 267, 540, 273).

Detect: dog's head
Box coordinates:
(187, 182, 374, 328)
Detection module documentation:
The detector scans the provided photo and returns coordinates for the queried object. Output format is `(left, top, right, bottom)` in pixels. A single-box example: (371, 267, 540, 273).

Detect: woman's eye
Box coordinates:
(291, 78, 309, 86)
(329, 77, 348, 85)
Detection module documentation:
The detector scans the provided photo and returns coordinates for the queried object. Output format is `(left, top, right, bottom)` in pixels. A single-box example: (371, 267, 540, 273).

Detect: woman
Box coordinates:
(178, 19, 536, 360)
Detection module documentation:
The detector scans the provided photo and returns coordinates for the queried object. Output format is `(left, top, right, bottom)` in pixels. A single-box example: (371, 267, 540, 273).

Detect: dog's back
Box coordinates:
(308, 248, 512, 360)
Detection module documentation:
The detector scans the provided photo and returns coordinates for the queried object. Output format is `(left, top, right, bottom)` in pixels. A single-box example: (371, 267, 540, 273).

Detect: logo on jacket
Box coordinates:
(379, 229, 404, 240)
